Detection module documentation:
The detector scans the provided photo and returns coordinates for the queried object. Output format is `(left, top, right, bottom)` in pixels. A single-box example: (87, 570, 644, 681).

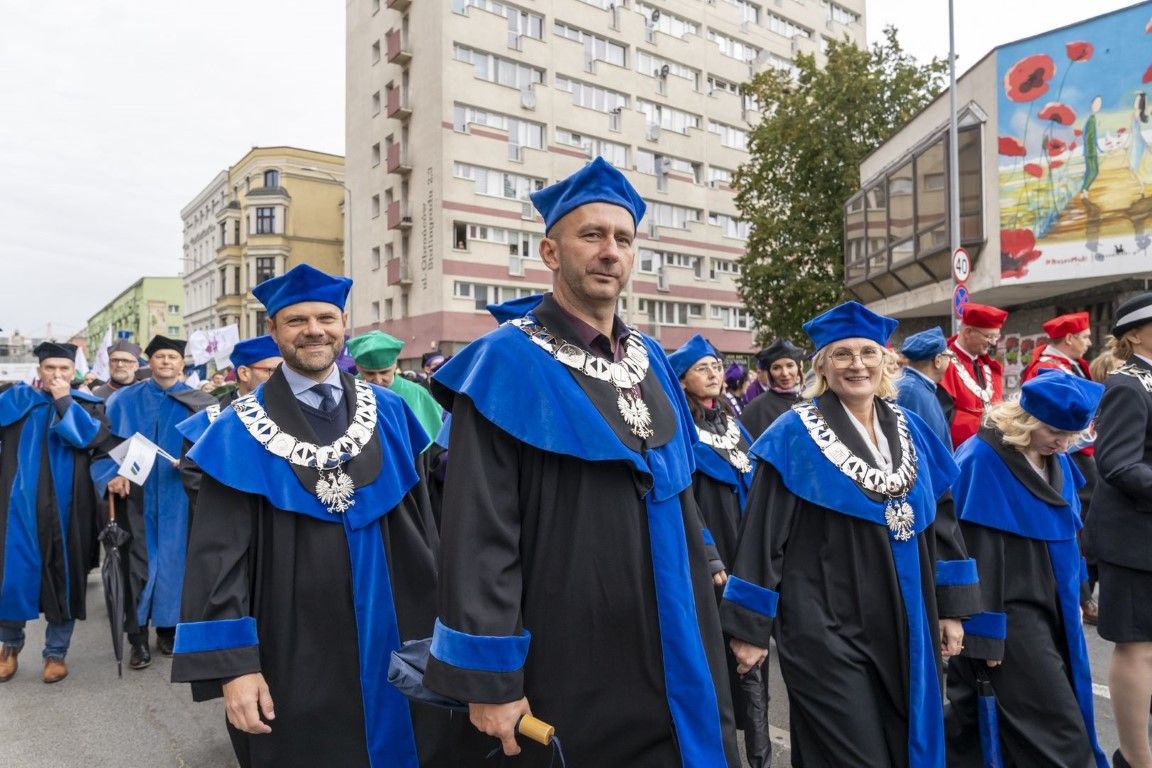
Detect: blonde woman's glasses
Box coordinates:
(828, 348, 884, 369)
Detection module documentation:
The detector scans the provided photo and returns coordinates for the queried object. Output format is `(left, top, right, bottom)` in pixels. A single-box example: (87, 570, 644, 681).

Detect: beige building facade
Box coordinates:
(346, 0, 866, 362)
(181, 146, 346, 339)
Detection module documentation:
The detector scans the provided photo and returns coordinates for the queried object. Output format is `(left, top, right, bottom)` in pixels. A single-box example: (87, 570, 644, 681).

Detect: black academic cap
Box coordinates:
(755, 339, 804, 370)
(144, 335, 187, 357)
(33, 342, 78, 362)
(107, 339, 142, 358)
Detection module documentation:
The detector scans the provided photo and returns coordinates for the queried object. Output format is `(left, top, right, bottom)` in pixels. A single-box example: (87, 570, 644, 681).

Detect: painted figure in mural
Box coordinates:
(1080, 95, 1103, 201)
(1128, 92, 1149, 197)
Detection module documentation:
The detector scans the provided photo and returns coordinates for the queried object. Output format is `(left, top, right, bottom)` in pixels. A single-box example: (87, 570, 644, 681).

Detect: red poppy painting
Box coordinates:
(1144, 63, 1152, 84)
(998, 136, 1027, 156)
(1024, 163, 1044, 178)
(1003, 54, 1056, 102)
(1065, 41, 1093, 62)
(1037, 102, 1077, 125)
(1000, 228, 1042, 279)
(1045, 138, 1067, 156)
(1049, 160, 1064, 170)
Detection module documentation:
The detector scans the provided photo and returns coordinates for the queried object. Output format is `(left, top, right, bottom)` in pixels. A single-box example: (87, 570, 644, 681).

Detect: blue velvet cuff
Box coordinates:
(962, 611, 1007, 640)
(935, 558, 978, 587)
(429, 618, 531, 674)
(722, 576, 779, 619)
(1080, 557, 1089, 584)
(701, 528, 715, 547)
(174, 617, 259, 654)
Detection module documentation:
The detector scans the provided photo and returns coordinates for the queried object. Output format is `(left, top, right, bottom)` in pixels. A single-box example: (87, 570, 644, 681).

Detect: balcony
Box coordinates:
(386, 143, 411, 174)
(386, 257, 412, 286)
(387, 201, 413, 230)
(386, 29, 411, 64)
(387, 0, 410, 10)
(387, 86, 411, 120)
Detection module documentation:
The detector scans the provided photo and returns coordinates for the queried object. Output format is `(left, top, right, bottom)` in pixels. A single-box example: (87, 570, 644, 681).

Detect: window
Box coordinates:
(372, 0, 380, 13)
(707, 29, 759, 62)
(555, 129, 628, 166)
(453, 45, 545, 89)
(637, 3, 697, 37)
(454, 281, 537, 311)
(637, 100, 700, 134)
(255, 257, 276, 284)
(636, 51, 699, 88)
(708, 120, 748, 150)
(708, 212, 751, 239)
(263, 169, 280, 188)
(371, 301, 381, 323)
(711, 258, 741, 279)
(724, 0, 760, 24)
(640, 299, 705, 325)
(709, 167, 734, 186)
(370, 246, 381, 269)
(372, 40, 381, 64)
(168, 326, 182, 336)
(455, 0, 544, 40)
(372, 91, 381, 115)
(636, 151, 700, 182)
(372, 143, 381, 166)
(707, 75, 740, 95)
(455, 222, 542, 256)
(554, 76, 628, 113)
(453, 104, 546, 149)
(255, 207, 275, 234)
(712, 305, 751, 329)
(254, 311, 267, 335)
(554, 22, 626, 67)
(453, 162, 545, 201)
(371, 194, 381, 218)
(384, 298, 394, 320)
(822, 0, 860, 25)
(647, 202, 700, 229)
(766, 12, 811, 39)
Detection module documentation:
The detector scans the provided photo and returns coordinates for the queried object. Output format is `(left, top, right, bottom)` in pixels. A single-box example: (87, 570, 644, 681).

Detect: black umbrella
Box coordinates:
(98, 495, 130, 678)
(389, 638, 565, 766)
(975, 667, 1004, 768)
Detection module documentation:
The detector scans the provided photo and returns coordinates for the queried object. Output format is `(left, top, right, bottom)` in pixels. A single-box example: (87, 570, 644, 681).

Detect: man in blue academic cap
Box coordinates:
(171, 264, 450, 768)
(92, 335, 218, 669)
(896, 327, 955, 450)
(426, 157, 740, 767)
(0, 342, 109, 684)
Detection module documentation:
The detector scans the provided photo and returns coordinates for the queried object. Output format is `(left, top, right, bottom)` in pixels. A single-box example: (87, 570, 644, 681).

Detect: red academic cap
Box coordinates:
(1042, 312, 1090, 339)
(961, 303, 1008, 329)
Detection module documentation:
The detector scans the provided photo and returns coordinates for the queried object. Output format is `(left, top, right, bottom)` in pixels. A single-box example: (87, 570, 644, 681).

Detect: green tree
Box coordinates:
(735, 27, 946, 344)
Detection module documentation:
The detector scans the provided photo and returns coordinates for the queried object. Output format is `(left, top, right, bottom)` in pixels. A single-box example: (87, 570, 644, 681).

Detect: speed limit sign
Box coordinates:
(952, 248, 971, 283)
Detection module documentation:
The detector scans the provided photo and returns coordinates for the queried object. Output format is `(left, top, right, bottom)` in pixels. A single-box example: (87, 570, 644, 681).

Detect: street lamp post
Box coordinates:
(948, 0, 961, 334)
(302, 166, 354, 328)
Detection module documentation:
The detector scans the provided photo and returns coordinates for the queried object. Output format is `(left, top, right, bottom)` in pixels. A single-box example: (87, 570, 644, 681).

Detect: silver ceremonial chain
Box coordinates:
(792, 401, 919, 541)
(511, 316, 655, 439)
(205, 403, 222, 423)
(949, 355, 994, 404)
(233, 379, 378, 514)
(697, 416, 752, 474)
(1115, 362, 1152, 394)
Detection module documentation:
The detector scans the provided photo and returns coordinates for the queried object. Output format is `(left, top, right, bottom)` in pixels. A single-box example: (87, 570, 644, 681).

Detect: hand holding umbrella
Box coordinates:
(98, 495, 131, 678)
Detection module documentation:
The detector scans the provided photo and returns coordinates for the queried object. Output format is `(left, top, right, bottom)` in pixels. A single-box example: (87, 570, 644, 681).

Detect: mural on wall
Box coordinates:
(998, 2, 1152, 282)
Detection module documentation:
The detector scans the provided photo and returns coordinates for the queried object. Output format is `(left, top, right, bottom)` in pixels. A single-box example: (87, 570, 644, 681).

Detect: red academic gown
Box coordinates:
(939, 338, 1003, 449)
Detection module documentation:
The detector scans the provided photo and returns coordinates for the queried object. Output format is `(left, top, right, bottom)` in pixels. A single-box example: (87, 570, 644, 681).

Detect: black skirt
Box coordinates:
(1098, 561, 1152, 642)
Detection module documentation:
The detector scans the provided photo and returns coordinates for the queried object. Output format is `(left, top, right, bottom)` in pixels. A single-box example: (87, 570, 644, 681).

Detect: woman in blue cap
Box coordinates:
(669, 334, 770, 768)
(946, 370, 1108, 767)
(719, 301, 979, 768)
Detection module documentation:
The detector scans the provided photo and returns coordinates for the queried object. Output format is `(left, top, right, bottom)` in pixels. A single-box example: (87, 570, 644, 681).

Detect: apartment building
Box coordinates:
(346, 0, 866, 363)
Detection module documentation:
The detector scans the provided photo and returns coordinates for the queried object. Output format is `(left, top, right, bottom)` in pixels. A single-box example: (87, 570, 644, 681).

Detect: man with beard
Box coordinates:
(0, 342, 109, 683)
(426, 158, 740, 766)
(171, 264, 449, 768)
(93, 335, 217, 669)
(92, 339, 142, 400)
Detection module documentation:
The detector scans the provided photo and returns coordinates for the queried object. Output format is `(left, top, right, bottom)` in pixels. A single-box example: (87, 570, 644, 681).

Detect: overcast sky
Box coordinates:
(0, 0, 1137, 339)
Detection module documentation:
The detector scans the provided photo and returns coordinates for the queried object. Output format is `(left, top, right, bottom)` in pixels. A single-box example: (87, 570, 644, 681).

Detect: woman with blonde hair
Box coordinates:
(1087, 293, 1152, 768)
(720, 301, 979, 767)
(946, 372, 1108, 767)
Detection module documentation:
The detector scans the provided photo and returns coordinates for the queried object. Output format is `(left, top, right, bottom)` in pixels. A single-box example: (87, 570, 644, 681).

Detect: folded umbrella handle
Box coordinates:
(517, 715, 555, 746)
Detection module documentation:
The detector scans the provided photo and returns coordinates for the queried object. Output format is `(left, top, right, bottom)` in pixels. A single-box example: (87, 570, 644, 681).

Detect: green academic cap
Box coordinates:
(347, 330, 404, 370)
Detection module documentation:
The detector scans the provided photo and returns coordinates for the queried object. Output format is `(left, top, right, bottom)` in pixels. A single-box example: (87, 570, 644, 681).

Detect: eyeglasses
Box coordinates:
(248, 365, 279, 374)
(828, 348, 885, 369)
(109, 358, 137, 366)
(689, 362, 725, 375)
(971, 329, 1001, 344)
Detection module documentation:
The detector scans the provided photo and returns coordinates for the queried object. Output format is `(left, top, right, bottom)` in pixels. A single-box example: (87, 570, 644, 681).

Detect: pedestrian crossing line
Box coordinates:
(1093, 683, 1111, 699)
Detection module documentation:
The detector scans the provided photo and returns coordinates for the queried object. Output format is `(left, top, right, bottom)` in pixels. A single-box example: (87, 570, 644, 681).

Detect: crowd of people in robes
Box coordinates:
(2, 156, 1152, 768)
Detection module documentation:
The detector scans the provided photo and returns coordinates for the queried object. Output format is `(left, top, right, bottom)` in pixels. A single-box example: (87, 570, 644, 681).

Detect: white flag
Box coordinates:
(184, 370, 202, 389)
(109, 433, 179, 485)
(73, 345, 89, 376)
(91, 325, 113, 382)
(188, 324, 240, 367)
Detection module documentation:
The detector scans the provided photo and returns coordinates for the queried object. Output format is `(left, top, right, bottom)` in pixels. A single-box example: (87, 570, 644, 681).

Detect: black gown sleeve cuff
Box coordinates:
(171, 646, 261, 685)
(959, 611, 1006, 662)
(718, 576, 779, 647)
(935, 558, 981, 618)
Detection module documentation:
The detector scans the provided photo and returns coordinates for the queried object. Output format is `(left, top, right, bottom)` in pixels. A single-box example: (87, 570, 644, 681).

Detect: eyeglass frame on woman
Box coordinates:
(827, 346, 885, 369)
(688, 361, 725, 375)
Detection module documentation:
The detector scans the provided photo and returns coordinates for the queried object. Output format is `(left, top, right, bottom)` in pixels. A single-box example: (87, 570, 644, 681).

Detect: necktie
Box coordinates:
(310, 383, 338, 413)
(972, 358, 986, 388)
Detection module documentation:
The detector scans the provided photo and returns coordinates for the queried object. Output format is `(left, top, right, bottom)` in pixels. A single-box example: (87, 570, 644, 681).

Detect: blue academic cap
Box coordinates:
(900, 327, 948, 361)
(487, 294, 545, 324)
(230, 335, 282, 368)
(251, 263, 352, 318)
(530, 157, 646, 231)
(802, 301, 898, 351)
(668, 334, 720, 379)
(1019, 369, 1104, 432)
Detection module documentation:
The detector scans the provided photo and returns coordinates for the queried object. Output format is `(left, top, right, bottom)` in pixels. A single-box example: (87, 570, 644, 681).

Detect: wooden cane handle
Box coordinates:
(108, 494, 116, 523)
(517, 715, 555, 745)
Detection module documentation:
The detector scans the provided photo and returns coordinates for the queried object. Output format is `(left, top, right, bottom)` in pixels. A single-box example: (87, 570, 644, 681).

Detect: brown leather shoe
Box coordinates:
(42, 656, 68, 684)
(0, 645, 21, 683)
(1082, 598, 1099, 626)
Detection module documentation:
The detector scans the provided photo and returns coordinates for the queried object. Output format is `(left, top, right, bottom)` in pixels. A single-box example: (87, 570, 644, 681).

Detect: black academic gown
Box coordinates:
(720, 393, 979, 768)
(0, 386, 108, 625)
(739, 389, 799, 441)
(425, 295, 740, 768)
(171, 369, 453, 768)
(946, 428, 1107, 768)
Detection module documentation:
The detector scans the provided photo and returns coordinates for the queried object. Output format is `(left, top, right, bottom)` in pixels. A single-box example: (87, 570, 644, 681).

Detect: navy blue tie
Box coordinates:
(310, 383, 338, 413)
